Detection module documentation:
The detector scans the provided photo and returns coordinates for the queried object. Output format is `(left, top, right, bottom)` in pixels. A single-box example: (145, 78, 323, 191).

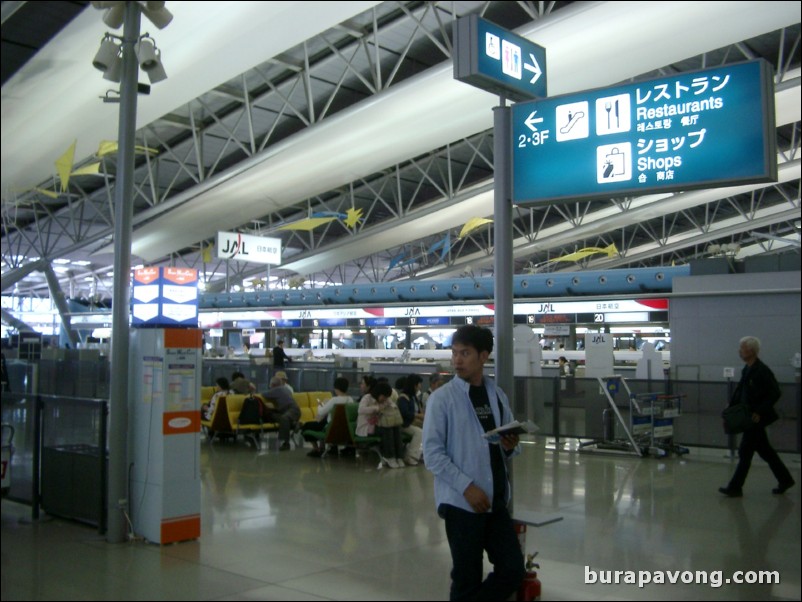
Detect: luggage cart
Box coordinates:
(578, 376, 642, 456)
(629, 392, 688, 456)
(581, 377, 687, 457)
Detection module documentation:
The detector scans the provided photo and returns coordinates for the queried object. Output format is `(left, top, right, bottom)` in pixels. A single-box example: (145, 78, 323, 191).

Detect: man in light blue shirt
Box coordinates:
(423, 325, 524, 601)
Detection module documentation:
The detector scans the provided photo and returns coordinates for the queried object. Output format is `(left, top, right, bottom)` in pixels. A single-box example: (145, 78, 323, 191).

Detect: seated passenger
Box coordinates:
(355, 375, 378, 438)
(421, 372, 444, 410)
(202, 377, 231, 421)
(230, 371, 256, 394)
(397, 374, 424, 465)
(303, 377, 353, 457)
(262, 376, 301, 451)
(357, 381, 405, 468)
(377, 376, 399, 402)
(274, 370, 294, 394)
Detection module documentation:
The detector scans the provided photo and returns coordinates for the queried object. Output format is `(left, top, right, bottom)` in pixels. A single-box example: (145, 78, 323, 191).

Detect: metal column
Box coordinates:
(493, 102, 514, 403)
(494, 101, 515, 513)
(107, 1, 141, 544)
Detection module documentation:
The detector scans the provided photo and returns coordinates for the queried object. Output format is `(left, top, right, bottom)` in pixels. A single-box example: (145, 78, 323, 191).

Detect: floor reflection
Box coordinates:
(2, 437, 799, 601)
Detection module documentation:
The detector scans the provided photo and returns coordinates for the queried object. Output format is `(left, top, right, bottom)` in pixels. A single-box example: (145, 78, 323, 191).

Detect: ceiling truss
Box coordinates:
(1, 2, 799, 301)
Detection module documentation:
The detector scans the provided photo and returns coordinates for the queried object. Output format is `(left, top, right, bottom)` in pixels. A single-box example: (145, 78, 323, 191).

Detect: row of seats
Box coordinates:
(303, 403, 413, 468)
(201, 387, 411, 468)
(293, 391, 333, 424)
(200, 387, 409, 467)
(200, 393, 274, 442)
(199, 388, 332, 444)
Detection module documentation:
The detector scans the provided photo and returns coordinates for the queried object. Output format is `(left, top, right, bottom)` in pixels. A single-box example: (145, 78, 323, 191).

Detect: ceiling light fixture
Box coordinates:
(92, 35, 122, 80)
(91, 2, 171, 90)
(140, 1, 174, 29)
(135, 36, 167, 83)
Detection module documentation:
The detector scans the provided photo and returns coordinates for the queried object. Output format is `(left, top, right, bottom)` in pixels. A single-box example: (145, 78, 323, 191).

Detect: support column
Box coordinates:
(493, 102, 514, 403)
(107, 1, 141, 544)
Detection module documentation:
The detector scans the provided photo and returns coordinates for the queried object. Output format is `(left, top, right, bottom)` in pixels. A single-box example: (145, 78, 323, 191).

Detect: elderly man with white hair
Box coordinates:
(263, 376, 301, 451)
(719, 336, 795, 497)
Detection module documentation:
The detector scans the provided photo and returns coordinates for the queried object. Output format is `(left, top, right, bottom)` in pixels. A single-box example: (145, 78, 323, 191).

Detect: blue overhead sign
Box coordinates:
(313, 318, 347, 327)
(453, 15, 546, 101)
(410, 316, 451, 326)
(365, 318, 397, 327)
(270, 319, 301, 328)
(512, 60, 777, 205)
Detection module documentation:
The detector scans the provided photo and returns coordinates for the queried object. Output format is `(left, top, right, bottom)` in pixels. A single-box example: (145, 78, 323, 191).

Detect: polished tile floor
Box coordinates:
(2, 438, 799, 601)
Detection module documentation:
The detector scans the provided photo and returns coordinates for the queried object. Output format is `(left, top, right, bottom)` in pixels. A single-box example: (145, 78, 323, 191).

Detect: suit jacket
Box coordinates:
(730, 358, 781, 427)
(273, 346, 290, 367)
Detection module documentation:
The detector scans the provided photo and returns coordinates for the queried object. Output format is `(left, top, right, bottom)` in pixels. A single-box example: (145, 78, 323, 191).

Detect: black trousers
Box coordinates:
(442, 504, 525, 601)
(375, 426, 403, 459)
(729, 425, 793, 490)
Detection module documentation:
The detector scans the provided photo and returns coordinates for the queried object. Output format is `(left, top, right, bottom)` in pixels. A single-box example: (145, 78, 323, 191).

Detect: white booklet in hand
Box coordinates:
(483, 420, 539, 441)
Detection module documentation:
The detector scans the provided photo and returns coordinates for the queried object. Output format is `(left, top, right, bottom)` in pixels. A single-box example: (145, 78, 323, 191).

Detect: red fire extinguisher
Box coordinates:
(518, 553, 542, 601)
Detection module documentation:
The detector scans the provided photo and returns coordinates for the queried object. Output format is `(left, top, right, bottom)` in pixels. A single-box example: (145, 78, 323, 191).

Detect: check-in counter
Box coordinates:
(368, 361, 445, 377)
(286, 360, 337, 391)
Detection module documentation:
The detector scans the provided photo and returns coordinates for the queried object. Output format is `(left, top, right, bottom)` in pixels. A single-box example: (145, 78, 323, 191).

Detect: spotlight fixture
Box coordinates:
(102, 51, 123, 82)
(102, 4, 125, 28)
(135, 36, 167, 83)
(135, 36, 158, 70)
(91, 2, 171, 106)
(144, 59, 167, 84)
(92, 1, 173, 29)
(92, 35, 121, 72)
(141, 1, 174, 29)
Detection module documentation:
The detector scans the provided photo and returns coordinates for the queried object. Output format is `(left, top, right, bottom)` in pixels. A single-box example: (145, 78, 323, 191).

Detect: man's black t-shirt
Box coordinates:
(469, 383, 507, 510)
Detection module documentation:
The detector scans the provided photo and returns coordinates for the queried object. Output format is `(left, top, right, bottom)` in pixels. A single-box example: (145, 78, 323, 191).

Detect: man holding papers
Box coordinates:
(423, 325, 524, 601)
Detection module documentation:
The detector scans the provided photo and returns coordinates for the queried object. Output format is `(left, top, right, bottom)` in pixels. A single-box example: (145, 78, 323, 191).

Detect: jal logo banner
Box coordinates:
(216, 231, 282, 265)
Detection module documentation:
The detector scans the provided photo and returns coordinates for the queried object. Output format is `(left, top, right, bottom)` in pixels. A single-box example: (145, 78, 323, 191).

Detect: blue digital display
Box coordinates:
(366, 318, 396, 327)
(412, 317, 451, 326)
(316, 318, 347, 327)
(273, 319, 301, 328)
(233, 320, 260, 329)
(454, 15, 546, 102)
(512, 60, 776, 204)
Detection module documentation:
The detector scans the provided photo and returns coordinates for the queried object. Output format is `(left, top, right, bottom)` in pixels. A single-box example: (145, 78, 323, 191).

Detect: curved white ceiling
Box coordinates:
(1, 1, 382, 193)
(3, 1, 799, 281)
(120, 0, 800, 263)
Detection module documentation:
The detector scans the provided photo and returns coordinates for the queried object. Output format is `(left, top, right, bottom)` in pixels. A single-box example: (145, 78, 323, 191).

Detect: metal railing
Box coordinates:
(1, 392, 108, 532)
(513, 375, 800, 454)
(1, 360, 797, 533)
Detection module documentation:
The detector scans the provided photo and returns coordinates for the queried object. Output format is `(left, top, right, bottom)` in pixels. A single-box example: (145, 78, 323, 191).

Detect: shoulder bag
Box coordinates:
(721, 402, 753, 435)
(377, 403, 404, 427)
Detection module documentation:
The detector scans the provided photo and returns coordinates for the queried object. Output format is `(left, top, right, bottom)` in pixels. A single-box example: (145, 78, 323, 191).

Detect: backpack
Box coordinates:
(239, 395, 264, 425)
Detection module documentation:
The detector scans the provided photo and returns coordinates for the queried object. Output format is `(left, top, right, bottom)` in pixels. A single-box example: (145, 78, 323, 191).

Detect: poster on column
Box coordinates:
(142, 356, 164, 405)
(166, 351, 197, 413)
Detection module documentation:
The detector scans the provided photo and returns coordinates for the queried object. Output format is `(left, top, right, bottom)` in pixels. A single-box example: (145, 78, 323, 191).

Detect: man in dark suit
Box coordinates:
(719, 336, 795, 497)
(273, 340, 291, 369)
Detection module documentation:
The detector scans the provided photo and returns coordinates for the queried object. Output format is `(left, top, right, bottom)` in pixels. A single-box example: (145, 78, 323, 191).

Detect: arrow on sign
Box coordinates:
(524, 111, 543, 132)
(524, 53, 542, 84)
